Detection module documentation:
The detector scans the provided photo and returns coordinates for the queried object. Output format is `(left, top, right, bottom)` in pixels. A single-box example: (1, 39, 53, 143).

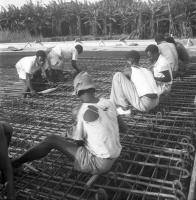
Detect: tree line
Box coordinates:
(0, 0, 196, 39)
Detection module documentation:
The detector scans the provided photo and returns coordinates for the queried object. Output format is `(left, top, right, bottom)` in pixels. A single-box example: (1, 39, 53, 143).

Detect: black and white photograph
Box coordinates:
(0, 0, 196, 199)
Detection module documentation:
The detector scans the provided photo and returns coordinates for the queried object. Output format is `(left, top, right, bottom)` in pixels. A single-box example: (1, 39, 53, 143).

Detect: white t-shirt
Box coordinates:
(131, 67, 158, 97)
(72, 98, 122, 159)
(52, 44, 79, 61)
(154, 55, 173, 95)
(15, 56, 41, 80)
(158, 41, 178, 71)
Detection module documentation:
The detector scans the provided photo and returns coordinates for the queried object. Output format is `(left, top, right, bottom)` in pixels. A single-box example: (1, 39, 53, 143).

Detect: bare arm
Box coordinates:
(117, 115, 128, 134)
(154, 70, 172, 82)
(0, 129, 15, 200)
(71, 60, 81, 73)
(26, 73, 36, 94)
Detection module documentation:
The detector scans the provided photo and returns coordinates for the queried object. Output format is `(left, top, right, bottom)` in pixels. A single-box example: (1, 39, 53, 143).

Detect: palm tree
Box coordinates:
(1, 0, 196, 38)
(171, 0, 196, 37)
(46, 0, 67, 36)
(83, 2, 102, 37)
(112, 0, 133, 34)
(99, 0, 118, 38)
(69, 0, 85, 38)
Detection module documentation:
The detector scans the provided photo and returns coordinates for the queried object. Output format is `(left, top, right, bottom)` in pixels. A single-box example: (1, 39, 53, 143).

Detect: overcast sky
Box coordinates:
(0, 0, 100, 9)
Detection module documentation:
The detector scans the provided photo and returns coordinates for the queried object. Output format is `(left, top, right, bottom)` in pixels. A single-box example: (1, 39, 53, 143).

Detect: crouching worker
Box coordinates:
(145, 45, 173, 96)
(15, 50, 48, 98)
(46, 44, 83, 82)
(0, 122, 15, 200)
(110, 50, 159, 115)
(12, 72, 124, 175)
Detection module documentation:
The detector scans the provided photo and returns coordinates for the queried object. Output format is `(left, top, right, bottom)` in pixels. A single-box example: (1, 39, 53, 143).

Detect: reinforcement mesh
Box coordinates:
(0, 52, 196, 200)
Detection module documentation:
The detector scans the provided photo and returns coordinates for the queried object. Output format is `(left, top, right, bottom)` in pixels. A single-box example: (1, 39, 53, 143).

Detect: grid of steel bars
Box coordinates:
(0, 52, 196, 200)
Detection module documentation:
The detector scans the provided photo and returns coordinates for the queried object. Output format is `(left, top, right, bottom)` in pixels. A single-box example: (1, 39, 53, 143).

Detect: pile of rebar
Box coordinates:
(0, 52, 196, 200)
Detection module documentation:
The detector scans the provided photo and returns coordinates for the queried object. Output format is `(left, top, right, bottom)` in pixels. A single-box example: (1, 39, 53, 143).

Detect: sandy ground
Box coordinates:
(0, 39, 196, 55)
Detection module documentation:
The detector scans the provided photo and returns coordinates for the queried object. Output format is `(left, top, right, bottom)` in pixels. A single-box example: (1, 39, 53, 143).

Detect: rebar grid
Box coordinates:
(0, 53, 196, 200)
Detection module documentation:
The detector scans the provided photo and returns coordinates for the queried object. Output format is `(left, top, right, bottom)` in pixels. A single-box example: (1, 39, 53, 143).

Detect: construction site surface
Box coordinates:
(0, 49, 196, 200)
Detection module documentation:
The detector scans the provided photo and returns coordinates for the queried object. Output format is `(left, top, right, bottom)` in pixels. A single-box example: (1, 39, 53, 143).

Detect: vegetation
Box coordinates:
(0, 0, 196, 41)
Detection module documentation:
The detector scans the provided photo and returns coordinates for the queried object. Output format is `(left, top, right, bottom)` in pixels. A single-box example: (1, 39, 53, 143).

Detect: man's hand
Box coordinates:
(154, 70, 171, 82)
(117, 115, 128, 134)
(30, 90, 37, 96)
(41, 70, 47, 80)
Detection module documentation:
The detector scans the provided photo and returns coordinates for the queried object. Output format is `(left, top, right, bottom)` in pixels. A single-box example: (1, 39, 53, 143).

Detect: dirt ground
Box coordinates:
(0, 38, 196, 53)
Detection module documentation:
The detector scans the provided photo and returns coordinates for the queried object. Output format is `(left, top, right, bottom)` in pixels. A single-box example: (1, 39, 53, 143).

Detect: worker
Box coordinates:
(145, 44, 173, 96)
(110, 50, 159, 115)
(12, 72, 126, 176)
(166, 36, 190, 75)
(46, 43, 83, 81)
(155, 34, 178, 75)
(15, 50, 48, 98)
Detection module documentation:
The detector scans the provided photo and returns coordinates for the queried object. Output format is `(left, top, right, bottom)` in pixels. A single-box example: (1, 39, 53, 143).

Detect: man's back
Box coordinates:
(158, 42, 178, 71)
(15, 56, 37, 79)
(52, 44, 78, 61)
(131, 67, 158, 97)
(16, 56, 35, 71)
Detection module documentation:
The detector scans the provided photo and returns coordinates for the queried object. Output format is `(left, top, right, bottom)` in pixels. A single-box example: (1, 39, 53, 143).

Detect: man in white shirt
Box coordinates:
(155, 34, 178, 73)
(166, 36, 190, 76)
(47, 44, 83, 80)
(12, 72, 125, 175)
(15, 50, 48, 98)
(110, 50, 159, 115)
(145, 44, 173, 96)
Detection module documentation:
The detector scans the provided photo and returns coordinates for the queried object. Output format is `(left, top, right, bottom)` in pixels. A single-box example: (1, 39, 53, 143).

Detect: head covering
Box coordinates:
(72, 72, 95, 95)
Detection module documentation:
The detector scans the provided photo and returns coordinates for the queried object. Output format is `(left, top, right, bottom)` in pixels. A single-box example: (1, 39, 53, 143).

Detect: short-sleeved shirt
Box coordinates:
(15, 56, 42, 80)
(158, 41, 178, 71)
(154, 55, 173, 95)
(131, 67, 158, 97)
(47, 44, 81, 70)
(52, 44, 79, 61)
(72, 98, 122, 159)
